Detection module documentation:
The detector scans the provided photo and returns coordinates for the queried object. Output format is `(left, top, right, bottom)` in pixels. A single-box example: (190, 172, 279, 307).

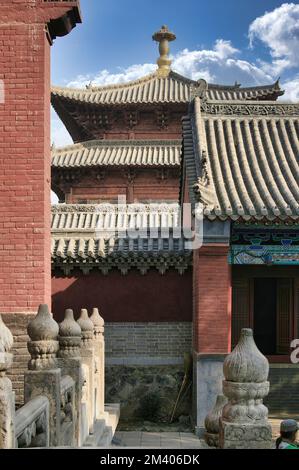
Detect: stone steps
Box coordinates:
(83, 403, 120, 447)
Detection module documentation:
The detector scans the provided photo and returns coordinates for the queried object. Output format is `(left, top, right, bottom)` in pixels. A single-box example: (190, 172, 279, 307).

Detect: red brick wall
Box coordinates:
(0, 1, 79, 314)
(52, 269, 192, 323)
(193, 245, 232, 353)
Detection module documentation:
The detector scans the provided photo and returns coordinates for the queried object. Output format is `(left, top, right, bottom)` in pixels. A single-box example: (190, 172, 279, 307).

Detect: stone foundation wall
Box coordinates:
(105, 364, 192, 424)
(104, 322, 193, 423)
(105, 322, 192, 360)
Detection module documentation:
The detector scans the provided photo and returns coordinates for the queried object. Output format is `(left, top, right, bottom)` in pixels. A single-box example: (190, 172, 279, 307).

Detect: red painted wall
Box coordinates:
(52, 269, 192, 323)
(65, 170, 180, 204)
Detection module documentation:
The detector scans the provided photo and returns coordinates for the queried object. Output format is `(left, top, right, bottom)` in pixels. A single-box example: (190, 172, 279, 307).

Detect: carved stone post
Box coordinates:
(77, 309, 95, 437)
(219, 328, 272, 449)
(58, 309, 82, 446)
(90, 308, 105, 420)
(58, 309, 81, 360)
(204, 394, 227, 448)
(0, 315, 15, 448)
(24, 304, 61, 447)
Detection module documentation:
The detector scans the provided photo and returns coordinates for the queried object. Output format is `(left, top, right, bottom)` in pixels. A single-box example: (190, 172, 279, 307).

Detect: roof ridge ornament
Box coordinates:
(152, 25, 176, 78)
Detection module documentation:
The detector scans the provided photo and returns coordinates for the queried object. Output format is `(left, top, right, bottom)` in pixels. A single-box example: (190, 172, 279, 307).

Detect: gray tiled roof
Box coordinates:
(51, 203, 180, 232)
(182, 97, 299, 221)
(50, 204, 190, 272)
(51, 235, 188, 260)
(51, 71, 283, 106)
(52, 140, 181, 168)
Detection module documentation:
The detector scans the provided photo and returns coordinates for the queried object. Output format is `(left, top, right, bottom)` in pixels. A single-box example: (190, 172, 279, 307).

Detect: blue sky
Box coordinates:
(51, 1, 299, 147)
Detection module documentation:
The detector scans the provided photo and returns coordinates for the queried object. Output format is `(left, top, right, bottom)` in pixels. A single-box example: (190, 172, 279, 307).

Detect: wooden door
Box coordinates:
(232, 278, 251, 348)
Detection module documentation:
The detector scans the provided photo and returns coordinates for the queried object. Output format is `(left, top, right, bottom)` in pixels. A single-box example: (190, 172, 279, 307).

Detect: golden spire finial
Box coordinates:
(152, 25, 176, 77)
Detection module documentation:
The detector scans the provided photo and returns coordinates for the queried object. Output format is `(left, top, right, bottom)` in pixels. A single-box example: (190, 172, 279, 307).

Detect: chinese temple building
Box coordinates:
(51, 26, 299, 431)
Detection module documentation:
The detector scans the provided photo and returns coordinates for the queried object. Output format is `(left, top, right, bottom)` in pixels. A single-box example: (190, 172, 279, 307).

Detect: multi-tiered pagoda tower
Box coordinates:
(51, 27, 299, 430)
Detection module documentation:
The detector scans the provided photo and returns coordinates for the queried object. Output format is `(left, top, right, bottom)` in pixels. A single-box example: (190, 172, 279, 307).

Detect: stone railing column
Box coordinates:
(90, 308, 105, 420)
(24, 304, 61, 447)
(219, 328, 272, 449)
(77, 309, 95, 437)
(0, 315, 15, 448)
(58, 308, 82, 446)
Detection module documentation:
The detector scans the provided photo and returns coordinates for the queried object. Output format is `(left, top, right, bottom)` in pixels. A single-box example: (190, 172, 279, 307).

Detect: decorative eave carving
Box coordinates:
(201, 101, 299, 117)
(52, 253, 192, 276)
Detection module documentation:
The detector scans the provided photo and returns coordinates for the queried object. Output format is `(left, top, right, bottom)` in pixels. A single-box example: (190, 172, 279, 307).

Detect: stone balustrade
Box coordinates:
(0, 304, 118, 449)
(60, 375, 75, 446)
(0, 314, 15, 448)
(15, 396, 50, 448)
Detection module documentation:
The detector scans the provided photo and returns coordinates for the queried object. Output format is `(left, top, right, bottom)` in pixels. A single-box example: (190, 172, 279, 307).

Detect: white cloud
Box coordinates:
(51, 191, 59, 204)
(172, 42, 272, 85)
(249, 3, 299, 74)
(281, 75, 299, 101)
(67, 63, 156, 88)
(51, 109, 73, 148)
(65, 39, 272, 91)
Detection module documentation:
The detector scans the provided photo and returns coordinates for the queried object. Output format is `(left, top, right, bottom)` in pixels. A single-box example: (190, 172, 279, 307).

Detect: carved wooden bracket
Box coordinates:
(122, 168, 136, 184)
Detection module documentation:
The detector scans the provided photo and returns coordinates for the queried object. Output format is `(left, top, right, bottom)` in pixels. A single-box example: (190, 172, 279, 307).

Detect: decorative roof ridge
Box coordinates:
(204, 98, 296, 105)
(51, 230, 185, 238)
(51, 138, 182, 154)
(208, 79, 282, 92)
(208, 83, 241, 90)
(201, 99, 299, 116)
(51, 203, 180, 214)
(51, 74, 283, 96)
(51, 72, 157, 93)
(191, 97, 216, 210)
(51, 70, 200, 96)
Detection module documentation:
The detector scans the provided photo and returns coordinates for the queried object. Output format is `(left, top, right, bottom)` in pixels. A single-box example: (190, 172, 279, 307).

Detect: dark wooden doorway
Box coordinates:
(232, 267, 298, 360)
(254, 278, 277, 355)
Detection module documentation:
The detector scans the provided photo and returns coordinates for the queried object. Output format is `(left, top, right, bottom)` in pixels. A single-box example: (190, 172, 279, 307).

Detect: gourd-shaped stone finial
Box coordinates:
(58, 309, 82, 358)
(0, 315, 14, 374)
(204, 394, 227, 448)
(223, 328, 269, 383)
(77, 309, 94, 348)
(152, 25, 176, 77)
(220, 328, 272, 449)
(90, 308, 104, 337)
(27, 304, 59, 370)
